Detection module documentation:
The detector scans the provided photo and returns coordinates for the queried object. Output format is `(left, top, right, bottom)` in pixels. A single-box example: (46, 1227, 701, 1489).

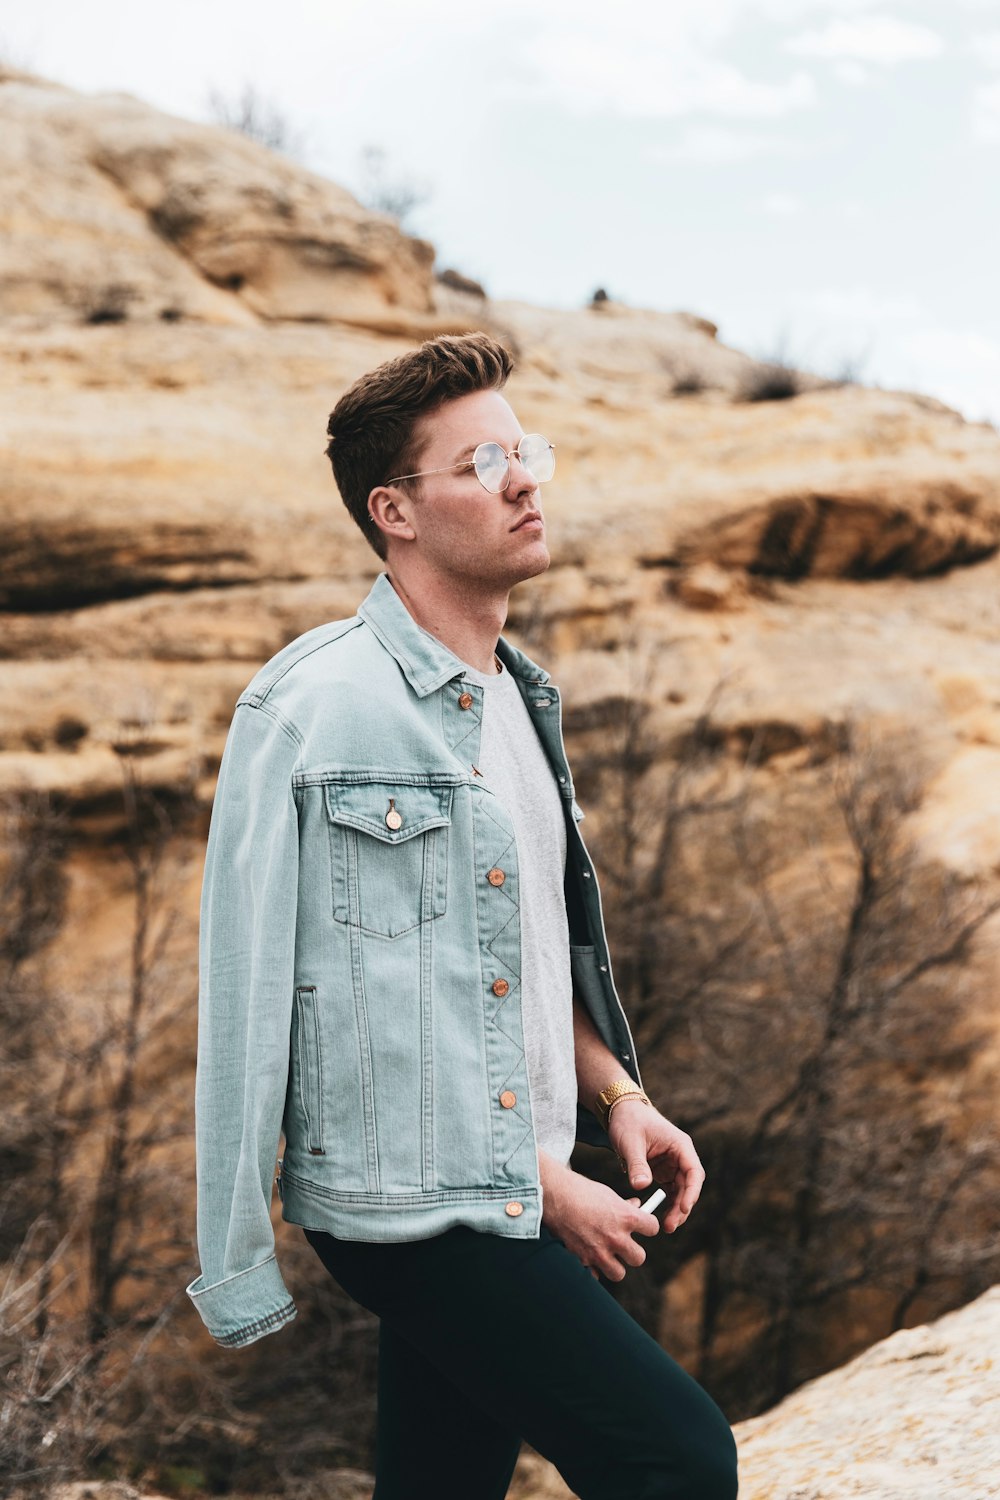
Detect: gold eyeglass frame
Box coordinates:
(382, 435, 555, 495)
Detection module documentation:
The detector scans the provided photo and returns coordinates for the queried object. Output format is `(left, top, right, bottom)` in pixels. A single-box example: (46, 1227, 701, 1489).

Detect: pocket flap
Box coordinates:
(325, 778, 456, 844)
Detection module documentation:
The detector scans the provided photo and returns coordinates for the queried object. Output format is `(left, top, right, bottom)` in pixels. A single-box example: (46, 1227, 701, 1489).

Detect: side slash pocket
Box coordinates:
(292, 985, 326, 1156)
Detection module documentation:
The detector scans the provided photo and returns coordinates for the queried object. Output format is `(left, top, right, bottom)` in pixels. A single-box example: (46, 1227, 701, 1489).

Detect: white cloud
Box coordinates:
(962, 30, 1000, 144)
(524, 29, 818, 119)
(784, 16, 944, 65)
(756, 0, 905, 14)
(972, 75, 1000, 140)
(794, 286, 923, 322)
(649, 125, 814, 162)
(969, 31, 1000, 67)
(762, 191, 802, 215)
(832, 60, 870, 86)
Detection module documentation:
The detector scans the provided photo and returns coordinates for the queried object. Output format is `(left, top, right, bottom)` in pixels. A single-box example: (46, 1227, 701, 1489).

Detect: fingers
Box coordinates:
(675, 1156, 705, 1227)
(593, 1199, 649, 1279)
(663, 1173, 701, 1231)
(625, 1195, 660, 1239)
(649, 1133, 706, 1232)
(601, 1239, 646, 1281)
(679, 1163, 706, 1215)
(617, 1141, 653, 1192)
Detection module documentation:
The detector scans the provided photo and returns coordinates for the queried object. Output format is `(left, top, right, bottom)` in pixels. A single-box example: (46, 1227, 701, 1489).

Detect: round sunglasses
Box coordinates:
(383, 434, 555, 495)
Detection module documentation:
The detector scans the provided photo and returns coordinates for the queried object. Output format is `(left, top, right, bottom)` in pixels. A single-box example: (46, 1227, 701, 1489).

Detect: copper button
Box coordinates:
(458, 692, 474, 709)
(487, 867, 505, 886)
(499, 1090, 516, 1109)
(505, 1201, 524, 1217)
(491, 978, 510, 998)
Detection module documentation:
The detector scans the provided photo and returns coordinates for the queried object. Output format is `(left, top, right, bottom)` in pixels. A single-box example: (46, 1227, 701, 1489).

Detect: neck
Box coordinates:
(384, 566, 508, 676)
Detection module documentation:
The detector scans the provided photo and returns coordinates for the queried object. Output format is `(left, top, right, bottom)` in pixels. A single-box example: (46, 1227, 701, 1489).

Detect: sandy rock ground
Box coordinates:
(508, 1285, 1000, 1497)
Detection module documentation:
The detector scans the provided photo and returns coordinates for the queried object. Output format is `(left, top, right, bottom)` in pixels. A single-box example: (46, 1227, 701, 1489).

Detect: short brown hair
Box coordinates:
(324, 332, 515, 561)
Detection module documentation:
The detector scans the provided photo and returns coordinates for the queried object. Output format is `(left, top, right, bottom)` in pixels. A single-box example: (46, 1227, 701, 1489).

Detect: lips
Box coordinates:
(511, 512, 543, 531)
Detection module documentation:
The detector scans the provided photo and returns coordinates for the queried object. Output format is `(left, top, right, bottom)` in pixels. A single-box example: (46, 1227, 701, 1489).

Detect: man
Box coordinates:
(186, 333, 738, 1499)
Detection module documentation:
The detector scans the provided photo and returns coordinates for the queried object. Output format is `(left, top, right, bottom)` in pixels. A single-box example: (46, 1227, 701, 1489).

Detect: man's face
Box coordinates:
(376, 388, 551, 590)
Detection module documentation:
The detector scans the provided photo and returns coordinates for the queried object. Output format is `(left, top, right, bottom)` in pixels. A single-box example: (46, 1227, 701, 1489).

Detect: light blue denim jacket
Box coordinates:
(185, 571, 643, 1347)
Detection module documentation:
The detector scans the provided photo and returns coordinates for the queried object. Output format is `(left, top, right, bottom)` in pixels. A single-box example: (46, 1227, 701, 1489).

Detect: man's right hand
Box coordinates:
(538, 1153, 660, 1282)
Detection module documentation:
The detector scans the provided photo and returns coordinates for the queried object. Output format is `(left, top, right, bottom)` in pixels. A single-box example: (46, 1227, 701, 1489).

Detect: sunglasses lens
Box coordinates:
(519, 434, 555, 483)
(472, 436, 555, 491)
(473, 442, 509, 492)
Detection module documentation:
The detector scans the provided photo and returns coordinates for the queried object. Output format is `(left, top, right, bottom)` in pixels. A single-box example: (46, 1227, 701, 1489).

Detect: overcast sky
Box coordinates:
(4, 0, 1000, 424)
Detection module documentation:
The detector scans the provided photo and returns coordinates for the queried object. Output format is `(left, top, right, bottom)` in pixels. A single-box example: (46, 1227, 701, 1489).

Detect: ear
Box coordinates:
(368, 485, 417, 543)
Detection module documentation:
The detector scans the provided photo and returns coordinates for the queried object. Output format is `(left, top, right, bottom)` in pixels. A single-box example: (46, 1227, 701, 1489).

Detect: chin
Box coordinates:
(515, 548, 551, 583)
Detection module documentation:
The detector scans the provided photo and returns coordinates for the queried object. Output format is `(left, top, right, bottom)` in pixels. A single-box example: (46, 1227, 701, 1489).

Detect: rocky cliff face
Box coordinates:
(3, 69, 1000, 1479)
(4, 77, 1000, 849)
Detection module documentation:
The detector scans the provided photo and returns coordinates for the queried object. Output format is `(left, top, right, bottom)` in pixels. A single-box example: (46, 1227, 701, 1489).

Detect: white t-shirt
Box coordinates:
(460, 655, 578, 1167)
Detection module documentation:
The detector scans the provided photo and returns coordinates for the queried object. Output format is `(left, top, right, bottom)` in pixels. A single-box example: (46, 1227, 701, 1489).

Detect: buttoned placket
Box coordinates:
(448, 673, 539, 1196)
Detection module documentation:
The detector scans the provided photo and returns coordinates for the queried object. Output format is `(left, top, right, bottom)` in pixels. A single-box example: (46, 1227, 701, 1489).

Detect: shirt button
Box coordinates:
(505, 1201, 524, 1217)
(487, 867, 506, 886)
(458, 692, 474, 709)
(491, 978, 510, 997)
(499, 1090, 517, 1108)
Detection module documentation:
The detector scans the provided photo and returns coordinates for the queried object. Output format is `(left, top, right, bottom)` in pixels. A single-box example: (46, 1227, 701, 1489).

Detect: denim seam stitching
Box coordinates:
(232, 698, 303, 751)
(281, 1168, 540, 1206)
(214, 1300, 297, 1347)
(239, 618, 362, 705)
(356, 606, 464, 696)
(189, 1253, 280, 1295)
(420, 885, 434, 1190)
(469, 786, 497, 1176)
(345, 855, 380, 1192)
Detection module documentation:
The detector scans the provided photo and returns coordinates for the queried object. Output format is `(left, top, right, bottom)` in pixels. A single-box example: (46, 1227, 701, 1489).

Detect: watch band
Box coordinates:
(595, 1078, 650, 1132)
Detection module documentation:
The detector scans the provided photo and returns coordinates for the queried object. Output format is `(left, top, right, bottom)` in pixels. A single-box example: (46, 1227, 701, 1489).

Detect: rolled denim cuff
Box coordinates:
(186, 1254, 297, 1348)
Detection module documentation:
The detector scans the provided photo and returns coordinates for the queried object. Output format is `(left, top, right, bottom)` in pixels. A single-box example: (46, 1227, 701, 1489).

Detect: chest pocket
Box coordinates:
(325, 777, 457, 940)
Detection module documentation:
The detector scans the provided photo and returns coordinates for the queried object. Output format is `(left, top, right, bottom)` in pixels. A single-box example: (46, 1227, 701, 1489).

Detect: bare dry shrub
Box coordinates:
(0, 733, 205, 1495)
(206, 84, 306, 159)
(572, 651, 1000, 1416)
(356, 145, 431, 231)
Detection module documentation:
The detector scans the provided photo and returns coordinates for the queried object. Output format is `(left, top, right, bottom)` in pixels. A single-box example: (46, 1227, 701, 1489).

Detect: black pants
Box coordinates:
(304, 1221, 738, 1500)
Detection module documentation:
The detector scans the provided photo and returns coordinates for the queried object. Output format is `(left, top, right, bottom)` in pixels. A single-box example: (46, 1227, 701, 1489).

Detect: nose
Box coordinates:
(503, 449, 538, 499)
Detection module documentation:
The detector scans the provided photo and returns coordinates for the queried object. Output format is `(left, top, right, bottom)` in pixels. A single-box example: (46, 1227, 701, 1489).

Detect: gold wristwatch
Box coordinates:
(595, 1078, 651, 1132)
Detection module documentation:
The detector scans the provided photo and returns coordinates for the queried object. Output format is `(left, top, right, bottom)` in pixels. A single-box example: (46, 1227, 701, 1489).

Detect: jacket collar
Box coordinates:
(357, 571, 552, 698)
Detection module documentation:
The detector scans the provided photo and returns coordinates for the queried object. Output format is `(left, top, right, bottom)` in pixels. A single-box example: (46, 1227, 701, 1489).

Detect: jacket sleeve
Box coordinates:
(185, 699, 302, 1347)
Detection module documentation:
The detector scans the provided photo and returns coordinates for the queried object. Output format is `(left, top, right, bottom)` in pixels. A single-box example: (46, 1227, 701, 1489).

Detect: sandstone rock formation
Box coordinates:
(733, 1282, 1000, 1499)
(3, 68, 1000, 1489)
(0, 72, 435, 330)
